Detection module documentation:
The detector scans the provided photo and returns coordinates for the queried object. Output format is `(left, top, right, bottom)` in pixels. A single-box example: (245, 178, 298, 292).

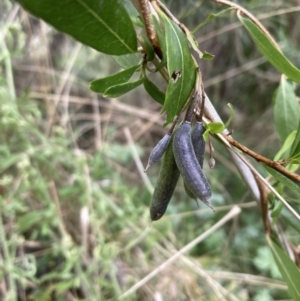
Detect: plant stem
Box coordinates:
(138, 0, 162, 57)
(212, 0, 281, 51)
(0, 33, 16, 102)
(118, 206, 241, 299)
(0, 215, 17, 300)
(223, 135, 300, 183)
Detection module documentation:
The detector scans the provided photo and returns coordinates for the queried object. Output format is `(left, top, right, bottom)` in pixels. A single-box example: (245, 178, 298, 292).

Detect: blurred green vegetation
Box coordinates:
(0, 0, 299, 300)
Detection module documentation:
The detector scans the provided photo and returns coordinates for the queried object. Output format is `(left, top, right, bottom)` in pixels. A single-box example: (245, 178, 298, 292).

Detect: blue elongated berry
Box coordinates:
(191, 122, 205, 168)
(145, 133, 171, 171)
(150, 133, 180, 221)
(173, 122, 212, 208)
(184, 121, 206, 202)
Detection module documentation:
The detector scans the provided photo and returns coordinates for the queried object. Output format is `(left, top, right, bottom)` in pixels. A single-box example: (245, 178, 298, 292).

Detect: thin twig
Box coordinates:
(48, 181, 73, 243)
(217, 133, 300, 221)
(198, 5, 300, 44)
(118, 206, 241, 299)
(208, 271, 288, 290)
(123, 127, 154, 194)
(138, 0, 161, 57)
(212, 0, 281, 51)
(164, 201, 256, 219)
(223, 135, 300, 183)
(152, 0, 189, 34)
(47, 43, 82, 136)
(203, 57, 267, 88)
(92, 96, 102, 150)
(198, 81, 206, 122)
(157, 240, 239, 301)
(255, 174, 272, 235)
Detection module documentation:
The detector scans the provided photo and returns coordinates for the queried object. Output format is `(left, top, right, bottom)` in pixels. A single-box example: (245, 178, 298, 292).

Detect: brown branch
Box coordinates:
(212, 0, 281, 52)
(223, 135, 300, 183)
(255, 175, 272, 235)
(138, 0, 162, 57)
(151, 0, 191, 36)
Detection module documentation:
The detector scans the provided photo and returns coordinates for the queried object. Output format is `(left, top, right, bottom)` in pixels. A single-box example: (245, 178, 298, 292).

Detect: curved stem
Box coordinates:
(138, 0, 162, 58)
(216, 129, 300, 221)
(223, 135, 300, 183)
(212, 0, 281, 51)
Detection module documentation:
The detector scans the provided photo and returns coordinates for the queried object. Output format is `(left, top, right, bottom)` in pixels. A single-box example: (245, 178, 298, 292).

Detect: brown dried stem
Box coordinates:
(138, 0, 162, 57)
(223, 135, 300, 183)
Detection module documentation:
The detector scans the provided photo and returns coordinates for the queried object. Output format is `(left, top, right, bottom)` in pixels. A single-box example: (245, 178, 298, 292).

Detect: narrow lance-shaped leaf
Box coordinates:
(90, 65, 139, 93)
(160, 13, 196, 125)
(16, 0, 137, 55)
(273, 76, 300, 144)
(141, 35, 155, 62)
(192, 7, 234, 33)
(264, 165, 300, 196)
(290, 120, 300, 158)
(143, 77, 165, 105)
(152, 15, 167, 65)
(104, 77, 144, 98)
(113, 53, 141, 69)
(270, 201, 284, 219)
(122, 0, 144, 28)
(282, 209, 300, 234)
(238, 15, 300, 84)
(267, 235, 300, 301)
(202, 52, 215, 60)
(274, 131, 297, 161)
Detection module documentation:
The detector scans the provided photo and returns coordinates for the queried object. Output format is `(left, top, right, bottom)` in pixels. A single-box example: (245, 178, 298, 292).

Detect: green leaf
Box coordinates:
(192, 7, 234, 33)
(224, 103, 235, 128)
(203, 122, 225, 141)
(104, 77, 144, 98)
(141, 35, 155, 61)
(274, 131, 297, 161)
(18, 211, 46, 232)
(202, 51, 215, 60)
(264, 165, 300, 195)
(282, 209, 300, 233)
(273, 76, 300, 144)
(160, 13, 196, 125)
(112, 53, 141, 69)
(267, 235, 300, 301)
(143, 77, 165, 105)
(270, 201, 284, 219)
(16, 0, 137, 55)
(152, 15, 167, 64)
(291, 120, 300, 158)
(185, 32, 203, 60)
(253, 246, 281, 278)
(290, 158, 300, 165)
(207, 122, 225, 134)
(122, 0, 144, 28)
(89, 65, 139, 93)
(238, 15, 300, 84)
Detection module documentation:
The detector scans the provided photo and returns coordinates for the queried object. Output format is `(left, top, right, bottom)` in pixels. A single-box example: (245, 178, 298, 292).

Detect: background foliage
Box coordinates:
(0, 0, 299, 300)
